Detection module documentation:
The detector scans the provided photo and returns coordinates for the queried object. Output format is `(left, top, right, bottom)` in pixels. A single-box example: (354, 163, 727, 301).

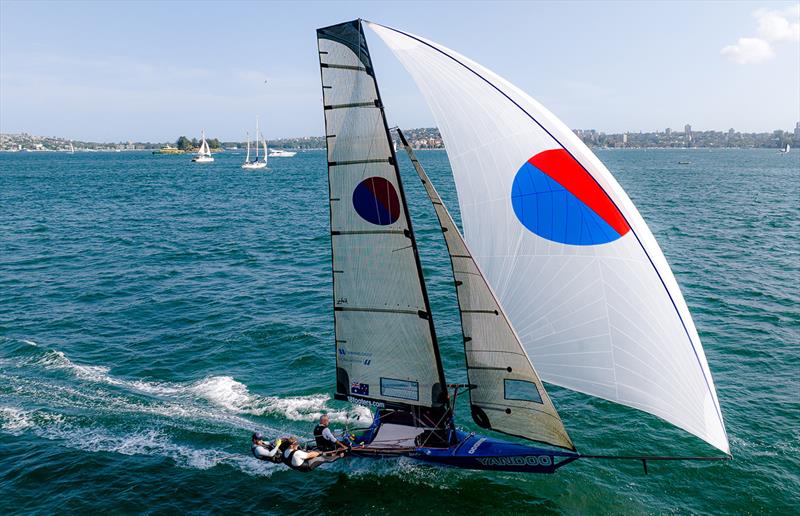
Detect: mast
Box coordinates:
(255, 117, 260, 160)
(317, 19, 449, 412)
(396, 128, 574, 450)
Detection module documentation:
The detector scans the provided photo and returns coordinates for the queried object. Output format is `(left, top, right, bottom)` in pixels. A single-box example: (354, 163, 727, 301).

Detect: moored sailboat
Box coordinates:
(192, 129, 214, 163)
(242, 117, 268, 169)
(310, 19, 730, 474)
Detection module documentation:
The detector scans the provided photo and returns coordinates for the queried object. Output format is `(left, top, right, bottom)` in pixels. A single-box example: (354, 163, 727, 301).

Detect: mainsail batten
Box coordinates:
(367, 22, 729, 454)
(317, 20, 448, 409)
(397, 128, 574, 451)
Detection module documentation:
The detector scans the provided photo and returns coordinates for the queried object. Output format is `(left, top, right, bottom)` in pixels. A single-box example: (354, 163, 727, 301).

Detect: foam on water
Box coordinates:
(191, 376, 372, 423)
(0, 406, 277, 476)
(33, 349, 112, 381)
(0, 406, 65, 436)
(0, 406, 34, 434)
(19, 345, 372, 425)
(0, 342, 381, 480)
(2, 340, 371, 474)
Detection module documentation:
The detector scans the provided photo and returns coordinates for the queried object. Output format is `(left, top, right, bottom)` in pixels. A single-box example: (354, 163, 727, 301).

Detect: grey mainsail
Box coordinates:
(317, 20, 448, 409)
(396, 128, 574, 450)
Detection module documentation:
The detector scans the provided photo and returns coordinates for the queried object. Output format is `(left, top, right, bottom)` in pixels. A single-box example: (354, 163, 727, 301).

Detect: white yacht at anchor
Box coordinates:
(192, 129, 214, 163)
(267, 148, 296, 158)
(242, 117, 268, 170)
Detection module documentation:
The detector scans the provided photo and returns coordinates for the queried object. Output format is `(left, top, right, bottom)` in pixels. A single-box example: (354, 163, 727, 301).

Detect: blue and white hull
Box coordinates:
(348, 411, 578, 474)
(410, 431, 578, 474)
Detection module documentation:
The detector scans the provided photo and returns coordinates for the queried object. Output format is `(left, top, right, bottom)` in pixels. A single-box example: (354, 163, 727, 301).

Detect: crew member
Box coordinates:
(313, 415, 348, 452)
(251, 432, 283, 462)
(283, 437, 322, 471)
(282, 436, 346, 472)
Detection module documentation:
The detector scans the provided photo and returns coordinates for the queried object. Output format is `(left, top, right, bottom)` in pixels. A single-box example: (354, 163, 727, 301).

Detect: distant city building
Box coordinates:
(794, 121, 800, 142)
(665, 128, 671, 135)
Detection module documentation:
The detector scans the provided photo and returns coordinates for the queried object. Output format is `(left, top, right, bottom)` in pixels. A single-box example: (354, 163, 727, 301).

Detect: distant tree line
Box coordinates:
(175, 136, 221, 150)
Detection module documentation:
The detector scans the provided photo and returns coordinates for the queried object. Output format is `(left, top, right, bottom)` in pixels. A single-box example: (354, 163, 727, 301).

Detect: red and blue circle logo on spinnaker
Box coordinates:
(353, 176, 401, 226)
(511, 149, 630, 245)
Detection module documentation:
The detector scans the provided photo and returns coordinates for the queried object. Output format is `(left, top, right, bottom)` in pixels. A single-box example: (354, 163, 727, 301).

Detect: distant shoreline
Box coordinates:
(1, 147, 793, 155)
(1, 126, 797, 152)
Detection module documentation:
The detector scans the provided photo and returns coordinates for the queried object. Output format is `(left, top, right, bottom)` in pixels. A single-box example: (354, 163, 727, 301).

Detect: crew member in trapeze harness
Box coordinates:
(282, 437, 344, 472)
(251, 433, 286, 463)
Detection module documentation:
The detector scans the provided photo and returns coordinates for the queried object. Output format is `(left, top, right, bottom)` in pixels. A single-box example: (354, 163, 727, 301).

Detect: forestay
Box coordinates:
(317, 20, 448, 409)
(397, 128, 574, 451)
(368, 22, 729, 453)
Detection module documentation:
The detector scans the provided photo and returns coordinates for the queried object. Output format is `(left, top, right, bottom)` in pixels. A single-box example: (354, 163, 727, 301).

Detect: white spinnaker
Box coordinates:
(368, 22, 729, 453)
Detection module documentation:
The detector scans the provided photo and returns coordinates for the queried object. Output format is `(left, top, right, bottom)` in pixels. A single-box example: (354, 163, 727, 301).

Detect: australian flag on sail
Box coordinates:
(351, 382, 370, 396)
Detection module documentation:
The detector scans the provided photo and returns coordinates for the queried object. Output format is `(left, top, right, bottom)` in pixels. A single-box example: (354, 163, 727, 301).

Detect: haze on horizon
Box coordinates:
(1, 0, 798, 142)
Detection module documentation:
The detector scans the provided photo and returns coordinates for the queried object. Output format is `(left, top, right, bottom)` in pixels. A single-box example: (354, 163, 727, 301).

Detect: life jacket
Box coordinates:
(282, 449, 311, 472)
(252, 439, 283, 463)
(251, 443, 271, 461)
(314, 425, 336, 451)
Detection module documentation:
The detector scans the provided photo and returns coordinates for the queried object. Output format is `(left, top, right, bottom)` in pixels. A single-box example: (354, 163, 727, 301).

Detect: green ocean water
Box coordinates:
(0, 148, 798, 514)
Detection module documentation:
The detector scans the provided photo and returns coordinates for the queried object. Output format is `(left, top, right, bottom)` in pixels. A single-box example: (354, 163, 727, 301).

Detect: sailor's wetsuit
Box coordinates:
(251, 440, 283, 462)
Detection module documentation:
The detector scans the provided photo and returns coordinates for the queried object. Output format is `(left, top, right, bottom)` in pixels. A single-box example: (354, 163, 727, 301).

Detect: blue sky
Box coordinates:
(1, 1, 798, 142)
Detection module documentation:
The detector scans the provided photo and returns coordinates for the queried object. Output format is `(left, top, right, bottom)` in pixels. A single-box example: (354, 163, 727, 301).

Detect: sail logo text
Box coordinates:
(338, 348, 374, 366)
(347, 396, 384, 408)
(475, 455, 553, 467)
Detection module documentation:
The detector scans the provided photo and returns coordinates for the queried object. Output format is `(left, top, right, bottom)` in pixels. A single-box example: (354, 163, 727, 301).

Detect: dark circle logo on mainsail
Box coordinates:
(511, 149, 630, 245)
(352, 177, 401, 225)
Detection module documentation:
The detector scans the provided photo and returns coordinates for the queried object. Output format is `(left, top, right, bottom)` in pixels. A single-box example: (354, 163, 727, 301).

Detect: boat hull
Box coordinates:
(409, 432, 578, 473)
(348, 417, 578, 474)
(242, 162, 268, 169)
